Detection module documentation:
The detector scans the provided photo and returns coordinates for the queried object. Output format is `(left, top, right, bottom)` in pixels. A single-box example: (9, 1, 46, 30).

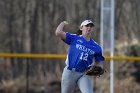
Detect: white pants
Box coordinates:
(61, 67, 93, 93)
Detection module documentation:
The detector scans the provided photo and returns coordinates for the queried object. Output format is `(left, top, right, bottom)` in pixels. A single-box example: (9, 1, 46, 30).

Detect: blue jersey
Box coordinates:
(63, 32, 105, 72)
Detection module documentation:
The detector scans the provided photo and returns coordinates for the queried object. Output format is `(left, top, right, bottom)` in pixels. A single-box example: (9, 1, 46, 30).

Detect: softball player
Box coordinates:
(55, 20, 105, 93)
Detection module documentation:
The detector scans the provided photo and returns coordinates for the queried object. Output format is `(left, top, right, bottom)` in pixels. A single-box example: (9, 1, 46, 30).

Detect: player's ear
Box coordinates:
(79, 26, 83, 30)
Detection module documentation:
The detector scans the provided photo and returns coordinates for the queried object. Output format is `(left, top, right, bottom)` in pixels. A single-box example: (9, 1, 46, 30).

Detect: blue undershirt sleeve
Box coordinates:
(94, 49, 105, 62)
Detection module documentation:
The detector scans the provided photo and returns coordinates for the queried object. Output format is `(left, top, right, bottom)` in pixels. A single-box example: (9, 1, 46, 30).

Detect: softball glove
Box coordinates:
(86, 65, 105, 76)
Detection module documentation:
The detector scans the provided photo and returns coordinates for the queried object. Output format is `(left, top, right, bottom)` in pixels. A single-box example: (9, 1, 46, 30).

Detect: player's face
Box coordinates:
(81, 23, 94, 36)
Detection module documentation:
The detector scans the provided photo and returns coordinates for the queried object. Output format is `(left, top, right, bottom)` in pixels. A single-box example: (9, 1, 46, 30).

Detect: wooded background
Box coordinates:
(0, 0, 140, 93)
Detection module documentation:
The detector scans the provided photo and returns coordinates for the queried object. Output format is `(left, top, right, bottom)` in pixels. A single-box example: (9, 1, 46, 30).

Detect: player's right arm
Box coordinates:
(55, 21, 68, 40)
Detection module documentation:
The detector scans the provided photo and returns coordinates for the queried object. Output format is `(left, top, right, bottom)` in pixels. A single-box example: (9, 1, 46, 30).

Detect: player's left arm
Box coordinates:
(94, 47, 105, 66)
(92, 47, 105, 76)
(94, 61, 104, 69)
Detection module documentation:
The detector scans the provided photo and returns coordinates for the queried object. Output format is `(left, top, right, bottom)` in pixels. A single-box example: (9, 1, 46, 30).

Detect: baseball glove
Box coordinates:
(86, 65, 105, 76)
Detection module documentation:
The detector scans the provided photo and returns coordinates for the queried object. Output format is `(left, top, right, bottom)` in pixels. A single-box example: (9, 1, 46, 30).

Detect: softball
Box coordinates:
(63, 21, 69, 25)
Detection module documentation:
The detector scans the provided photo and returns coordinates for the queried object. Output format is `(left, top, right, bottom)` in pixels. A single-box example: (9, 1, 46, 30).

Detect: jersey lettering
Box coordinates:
(76, 44, 95, 55)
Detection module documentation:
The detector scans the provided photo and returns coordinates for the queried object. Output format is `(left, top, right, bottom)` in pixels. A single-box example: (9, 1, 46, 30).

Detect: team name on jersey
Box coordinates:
(76, 44, 95, 55)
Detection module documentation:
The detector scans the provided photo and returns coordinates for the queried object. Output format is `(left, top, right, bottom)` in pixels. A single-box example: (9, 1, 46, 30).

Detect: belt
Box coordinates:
(67, 67, 87, 72)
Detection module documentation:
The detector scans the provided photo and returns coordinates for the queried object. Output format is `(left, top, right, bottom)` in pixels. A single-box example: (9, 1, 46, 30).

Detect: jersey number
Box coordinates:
(80, 52, 88, 61)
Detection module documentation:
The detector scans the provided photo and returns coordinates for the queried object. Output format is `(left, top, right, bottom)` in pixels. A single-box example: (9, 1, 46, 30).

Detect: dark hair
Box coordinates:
(76, 29, 82, 35)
